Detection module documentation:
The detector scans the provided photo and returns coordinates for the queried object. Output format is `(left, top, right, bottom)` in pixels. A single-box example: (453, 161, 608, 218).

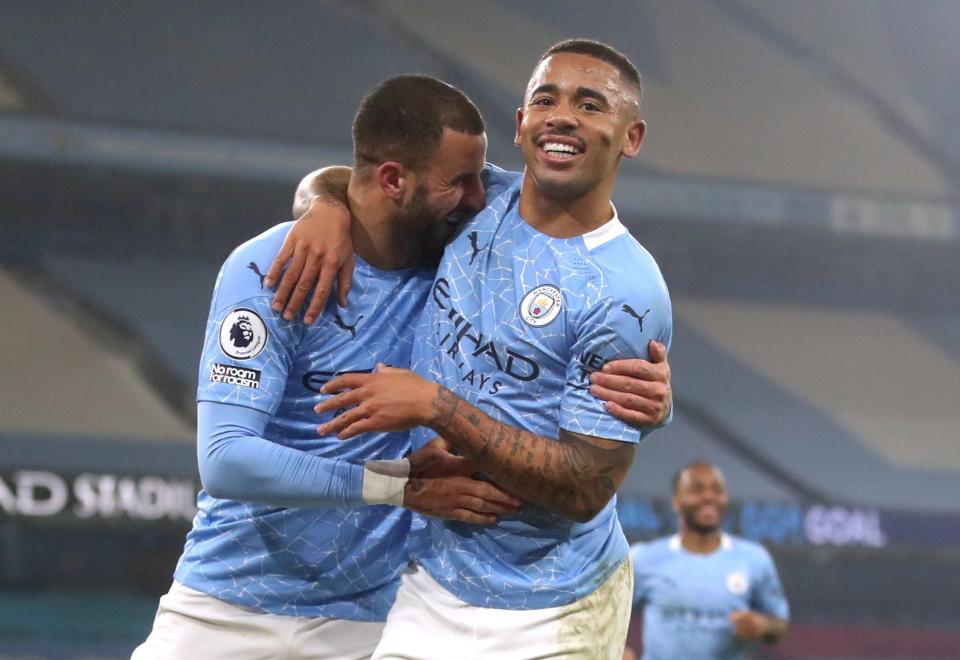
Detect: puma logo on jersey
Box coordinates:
(334, 313, 363, 338)
(622, 304, 651, 331)
(247, 262, 267, 289)
(468, 230, 488, 265)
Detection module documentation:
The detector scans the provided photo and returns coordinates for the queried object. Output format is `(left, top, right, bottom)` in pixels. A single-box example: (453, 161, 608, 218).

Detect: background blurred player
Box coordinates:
(132, 75, 523, 660)
(624, 462, 789, 659)
(315, 39, 671, 658)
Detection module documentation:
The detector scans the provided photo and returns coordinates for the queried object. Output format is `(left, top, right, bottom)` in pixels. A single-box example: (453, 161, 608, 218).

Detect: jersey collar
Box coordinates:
(581, 203, 627, 251)
(669, 533, 733, 553)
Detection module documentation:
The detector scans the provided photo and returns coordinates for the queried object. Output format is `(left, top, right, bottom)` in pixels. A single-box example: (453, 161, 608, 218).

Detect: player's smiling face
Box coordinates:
(674, 465, 728, 535)
(515, 52, 644, 200)
(400, 128, 487, 264)
(417, 128, 487, 226)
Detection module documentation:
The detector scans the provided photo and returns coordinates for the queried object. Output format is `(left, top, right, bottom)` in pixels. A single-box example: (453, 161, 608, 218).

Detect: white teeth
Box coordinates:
(543, 142, 579, 155)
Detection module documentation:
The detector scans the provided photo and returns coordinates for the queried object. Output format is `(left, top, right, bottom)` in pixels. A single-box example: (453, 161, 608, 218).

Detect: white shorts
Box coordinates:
(372, 558, 633, 660)
(131, 581, 385, 660)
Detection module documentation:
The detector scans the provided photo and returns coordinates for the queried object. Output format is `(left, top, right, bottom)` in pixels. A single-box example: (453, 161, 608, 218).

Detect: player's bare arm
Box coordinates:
(428, 387, 635, 522)
(316, 366, 635, 522)
(730, 610, 789, 644)
(266, 166, 354, 323)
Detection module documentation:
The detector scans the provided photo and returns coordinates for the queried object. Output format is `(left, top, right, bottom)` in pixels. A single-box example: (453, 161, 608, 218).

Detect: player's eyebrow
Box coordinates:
(528, 83, 611, 109)
(573, 86, 611, 108)
(528, 83, 560, 99)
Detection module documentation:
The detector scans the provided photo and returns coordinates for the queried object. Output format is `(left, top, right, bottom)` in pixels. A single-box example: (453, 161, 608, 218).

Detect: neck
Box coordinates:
(517, 169, 616, 237)
(347, 179, 419, 271)
(680, 527, 722, 554)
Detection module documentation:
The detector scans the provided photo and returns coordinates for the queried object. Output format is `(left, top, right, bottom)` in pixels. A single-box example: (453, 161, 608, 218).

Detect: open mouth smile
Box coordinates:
(537, 136, 584, 162)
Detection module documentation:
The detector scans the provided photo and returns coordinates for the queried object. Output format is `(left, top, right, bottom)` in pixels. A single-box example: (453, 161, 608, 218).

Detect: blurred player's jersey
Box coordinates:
(409, 182, 673, 609)
(176, 221, 432, 621)
(630, 534, 790, 659)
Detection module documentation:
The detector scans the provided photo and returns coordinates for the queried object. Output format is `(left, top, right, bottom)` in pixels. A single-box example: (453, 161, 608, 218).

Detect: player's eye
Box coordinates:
(532, 97, 554, 107)
(581, 101, 603, 112)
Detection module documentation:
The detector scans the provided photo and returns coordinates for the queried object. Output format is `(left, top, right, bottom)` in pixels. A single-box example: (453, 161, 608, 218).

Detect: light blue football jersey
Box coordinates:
(630, 534, 790, 660)
(176, 221, 433, 620)
(408, 182, 673, 609)
(175, 165, 519, 620)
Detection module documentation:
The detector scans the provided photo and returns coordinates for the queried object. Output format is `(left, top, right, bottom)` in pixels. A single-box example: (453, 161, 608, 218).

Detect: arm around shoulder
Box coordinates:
(265, 165, 355, 323)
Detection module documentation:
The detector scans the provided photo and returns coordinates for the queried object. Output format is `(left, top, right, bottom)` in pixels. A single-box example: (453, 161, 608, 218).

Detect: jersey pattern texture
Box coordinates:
(177, 222, 432, 621)
(408, 182, 673, 609)
(630, 534, 790, 659)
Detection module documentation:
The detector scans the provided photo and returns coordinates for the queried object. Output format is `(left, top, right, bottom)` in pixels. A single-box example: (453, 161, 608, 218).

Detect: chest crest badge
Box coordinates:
(726, 571, 749, 595)
(520, 285, 563, 327)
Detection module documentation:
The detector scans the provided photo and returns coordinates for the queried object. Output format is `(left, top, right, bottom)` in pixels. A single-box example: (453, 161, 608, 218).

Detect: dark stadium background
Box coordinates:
(1, 2, 958, 658)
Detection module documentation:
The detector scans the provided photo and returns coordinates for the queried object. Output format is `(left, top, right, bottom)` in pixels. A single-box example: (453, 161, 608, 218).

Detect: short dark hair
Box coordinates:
(538, 39, 642, 101)
(671, 461, 717, 494)
(352, 75, 484, 172)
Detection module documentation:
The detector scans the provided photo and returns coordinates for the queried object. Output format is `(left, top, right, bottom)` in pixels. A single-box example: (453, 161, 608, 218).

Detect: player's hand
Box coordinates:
(265, 196, 354, 325)
(403, 441, 522, 524)
(730, 610, 770, 640)
(589, 340, 671, 428)
(403, 474, 522, 524)
(314, 365, 439, 438)
(408, 437, 477, 479)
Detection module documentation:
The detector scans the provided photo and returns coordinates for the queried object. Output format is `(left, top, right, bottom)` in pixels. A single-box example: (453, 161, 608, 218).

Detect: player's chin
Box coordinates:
(689, 511, 722, 532)
(531, 167, 590, 199)
(695, 514, 722, 530)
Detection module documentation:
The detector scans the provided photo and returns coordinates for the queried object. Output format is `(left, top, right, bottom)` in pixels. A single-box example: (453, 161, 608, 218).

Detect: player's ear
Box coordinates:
(621, 119, 646, 159)
(378, 161, 409, 207)
(514, 108, 523, 146)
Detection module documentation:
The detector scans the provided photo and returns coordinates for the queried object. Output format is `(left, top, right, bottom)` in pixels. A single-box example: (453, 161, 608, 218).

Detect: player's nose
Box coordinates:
(460, 174, 485, 213)
(545, 100, 577, 130)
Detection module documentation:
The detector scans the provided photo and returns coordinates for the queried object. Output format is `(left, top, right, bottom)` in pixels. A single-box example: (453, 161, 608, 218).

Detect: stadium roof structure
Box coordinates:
(1, 0, 958, 200)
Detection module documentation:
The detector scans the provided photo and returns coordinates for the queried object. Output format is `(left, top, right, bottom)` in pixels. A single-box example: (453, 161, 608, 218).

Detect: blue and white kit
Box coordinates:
(176, 222, 431, 621)
(175, 165, 518, 621)
(408, 181, 673, 609)
(630, 534, 790, 659)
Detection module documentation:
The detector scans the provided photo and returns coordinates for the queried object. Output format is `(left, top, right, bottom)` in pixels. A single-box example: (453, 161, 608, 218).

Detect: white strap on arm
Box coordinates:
(362, 458, 410, 507)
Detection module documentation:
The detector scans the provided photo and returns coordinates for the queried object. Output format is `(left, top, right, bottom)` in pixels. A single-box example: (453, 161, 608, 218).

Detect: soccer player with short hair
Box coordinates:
(625, 462, 789, 659)
(133, 71, 664, 659)
(310, 39, 673, 658)
(132, 75, 525, 660)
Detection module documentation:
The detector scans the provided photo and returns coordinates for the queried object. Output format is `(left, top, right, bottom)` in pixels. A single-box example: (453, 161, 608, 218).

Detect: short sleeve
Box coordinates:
(560, 295, 670, 442)
(751, 547, 791, 620)
(196, 234, 303, 414)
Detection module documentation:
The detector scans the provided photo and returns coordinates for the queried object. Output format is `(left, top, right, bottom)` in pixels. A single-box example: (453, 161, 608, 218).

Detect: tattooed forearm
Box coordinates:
(427, 386, 635, 522)
(434, 386, 462, 431)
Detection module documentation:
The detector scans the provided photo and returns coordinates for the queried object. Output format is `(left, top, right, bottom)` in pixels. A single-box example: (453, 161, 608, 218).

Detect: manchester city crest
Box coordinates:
(519, 285, 563, 327)
(726, 571, 749, 595)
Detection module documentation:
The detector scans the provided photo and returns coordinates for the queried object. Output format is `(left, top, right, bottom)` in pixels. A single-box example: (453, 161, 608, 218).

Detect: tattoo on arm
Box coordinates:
(436, 387, 462, 430)
(428, 386, 635, 522)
